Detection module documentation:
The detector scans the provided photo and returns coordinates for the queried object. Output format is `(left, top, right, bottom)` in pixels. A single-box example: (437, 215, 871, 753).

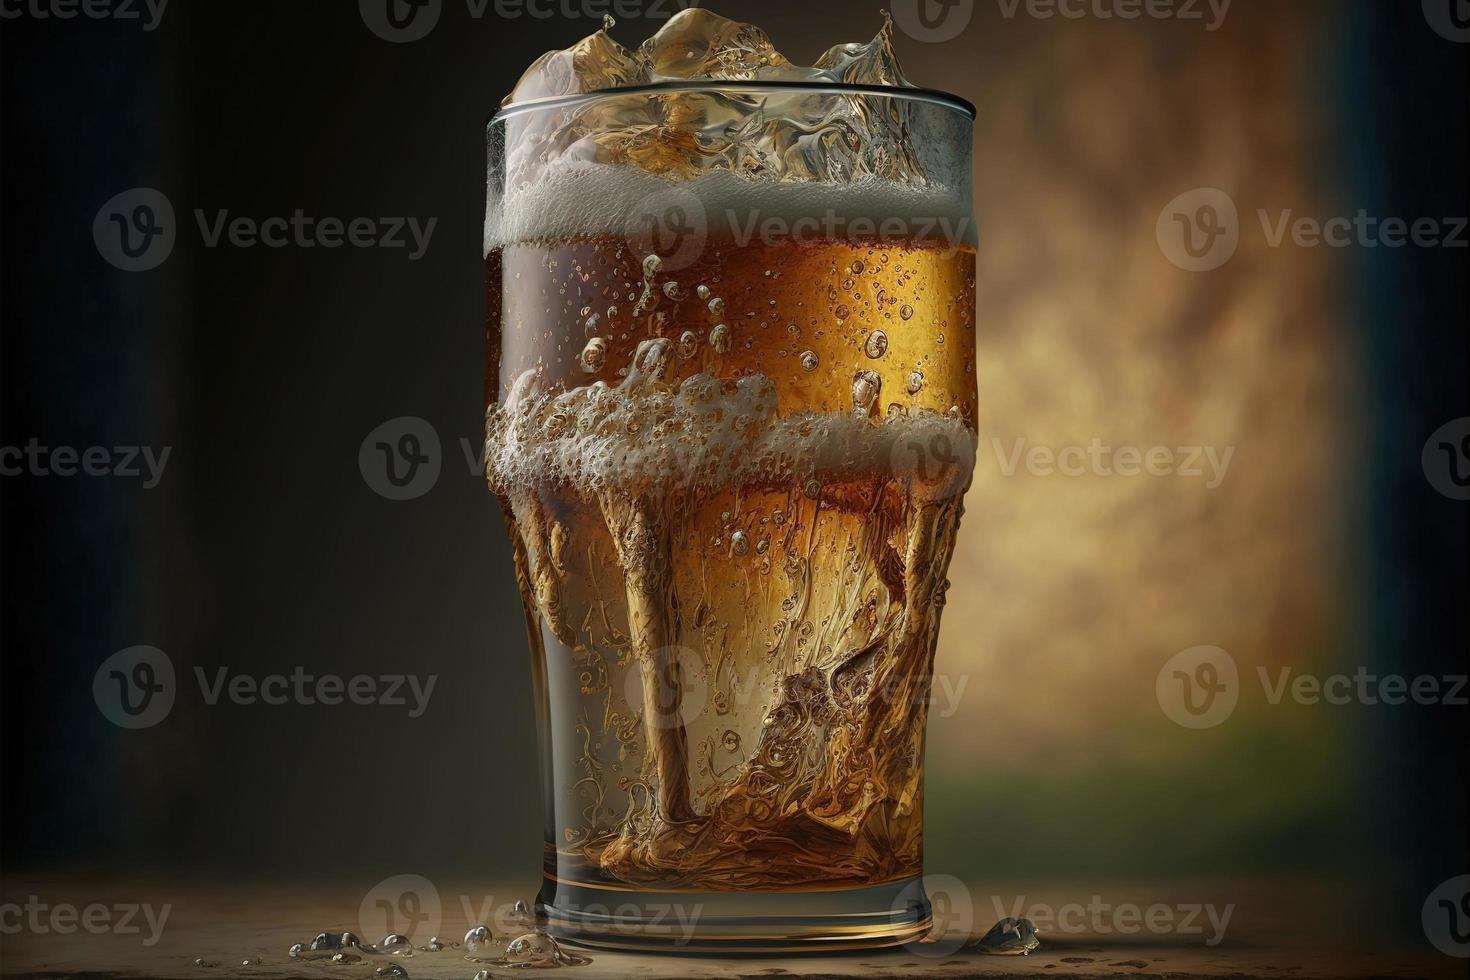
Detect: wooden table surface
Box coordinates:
(1, 874, 1460, 979)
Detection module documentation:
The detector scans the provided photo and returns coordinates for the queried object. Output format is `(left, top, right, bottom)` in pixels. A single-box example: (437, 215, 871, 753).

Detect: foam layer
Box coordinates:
(484, 166, 974, 256)
(485, 342, 975, 504)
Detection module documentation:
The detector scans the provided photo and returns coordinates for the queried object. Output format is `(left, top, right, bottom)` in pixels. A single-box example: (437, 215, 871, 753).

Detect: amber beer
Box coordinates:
(484, 9, 976, 952)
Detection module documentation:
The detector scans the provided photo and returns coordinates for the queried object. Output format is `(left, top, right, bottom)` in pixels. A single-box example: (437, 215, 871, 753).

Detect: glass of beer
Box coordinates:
(484, 34, 976, 950)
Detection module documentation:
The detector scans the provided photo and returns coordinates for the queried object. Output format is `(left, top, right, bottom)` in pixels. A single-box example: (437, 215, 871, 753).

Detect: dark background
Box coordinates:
(2, 0, 1466, 945)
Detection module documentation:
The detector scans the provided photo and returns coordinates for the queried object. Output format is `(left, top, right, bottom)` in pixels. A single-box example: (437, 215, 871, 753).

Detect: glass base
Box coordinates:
(537, 874, 932, 953)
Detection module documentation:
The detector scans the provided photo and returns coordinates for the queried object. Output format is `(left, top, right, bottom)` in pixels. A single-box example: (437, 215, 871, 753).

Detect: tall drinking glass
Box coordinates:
(484, 80, 976, 951)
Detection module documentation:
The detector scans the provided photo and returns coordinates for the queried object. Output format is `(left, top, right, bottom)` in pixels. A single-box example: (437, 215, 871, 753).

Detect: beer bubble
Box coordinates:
(696, 284, 711, 300)
(642, 254, 662, 278)
(755, 537, 770, 555)
(504, 933, 567, 967)
(378, 934, 413, 955)
(864, 330, 889, 358)
(835, 305, 850, 320)
(900, 304, 914, 320)
(678, 330, 699, 357)
(662, 281, 685, 301)
(907, 369, 925, 394)
(852, 370, 882, 417)
(800, 350, 819, 372)
(723, 729, 742, 751)
(583, 313, 601, 337)
(579, 337, 607, 373)
(731, 530, 750, 556)
(463, 926, 491, 951)
(709, 323, 731, 354)
(708, 296, 725, 318)
(850, 259, 865, 274)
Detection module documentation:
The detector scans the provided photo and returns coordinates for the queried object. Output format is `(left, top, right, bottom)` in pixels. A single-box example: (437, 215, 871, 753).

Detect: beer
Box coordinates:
(488, 229, 974, 885)
(484, 8, 977, 949)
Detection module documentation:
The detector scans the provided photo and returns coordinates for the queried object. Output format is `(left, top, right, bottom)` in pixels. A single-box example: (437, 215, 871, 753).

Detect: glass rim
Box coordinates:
(491, 80, 976, 123)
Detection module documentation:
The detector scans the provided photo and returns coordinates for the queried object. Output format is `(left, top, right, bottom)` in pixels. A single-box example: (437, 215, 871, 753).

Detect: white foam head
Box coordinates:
(484, 166, 974, 257)
(486, 359, 974, 504)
